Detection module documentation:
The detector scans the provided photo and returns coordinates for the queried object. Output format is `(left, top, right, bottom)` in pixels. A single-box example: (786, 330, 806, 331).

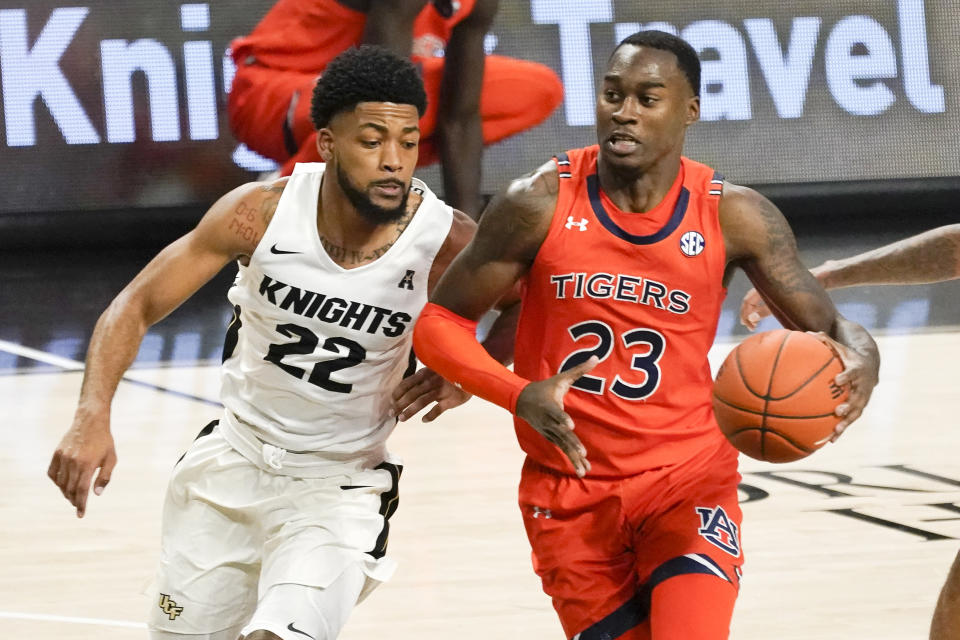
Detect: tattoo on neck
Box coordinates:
(319, 208, 416, 266)
(319, 234, 395, 265)
(395, 207, 415, 235)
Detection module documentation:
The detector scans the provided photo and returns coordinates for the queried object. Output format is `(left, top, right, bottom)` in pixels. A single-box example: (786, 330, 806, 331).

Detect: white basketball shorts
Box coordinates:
(147, 422, 400, 636)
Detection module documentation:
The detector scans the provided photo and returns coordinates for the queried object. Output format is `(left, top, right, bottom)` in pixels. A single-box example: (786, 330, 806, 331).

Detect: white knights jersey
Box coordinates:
(219, 163, 453, 476)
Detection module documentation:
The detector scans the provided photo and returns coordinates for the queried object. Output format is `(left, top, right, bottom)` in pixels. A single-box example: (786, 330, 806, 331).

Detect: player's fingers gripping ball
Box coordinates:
(712, 329, 849, 462)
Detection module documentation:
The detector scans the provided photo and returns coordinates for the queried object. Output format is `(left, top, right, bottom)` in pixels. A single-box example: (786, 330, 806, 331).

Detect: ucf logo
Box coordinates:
(695, 505, 740, 557)
(159, 594, 184, 620)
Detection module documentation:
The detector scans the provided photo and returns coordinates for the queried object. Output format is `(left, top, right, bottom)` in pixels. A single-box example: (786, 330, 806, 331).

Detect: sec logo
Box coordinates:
(679, 231, 705, 257)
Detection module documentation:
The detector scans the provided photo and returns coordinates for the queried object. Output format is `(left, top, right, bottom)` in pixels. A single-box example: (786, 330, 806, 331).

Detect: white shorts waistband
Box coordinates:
(218, 411, 392, 478)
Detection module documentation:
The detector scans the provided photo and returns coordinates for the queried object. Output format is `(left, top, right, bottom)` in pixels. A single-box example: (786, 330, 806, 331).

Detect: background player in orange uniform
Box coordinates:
(412, 30, 880, 639)
(736, 224, 960, 640)
(228, 0, 563, 217)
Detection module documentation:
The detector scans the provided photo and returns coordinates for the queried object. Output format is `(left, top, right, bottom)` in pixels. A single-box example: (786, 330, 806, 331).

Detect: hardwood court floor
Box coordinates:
(1, 330, 958, 639)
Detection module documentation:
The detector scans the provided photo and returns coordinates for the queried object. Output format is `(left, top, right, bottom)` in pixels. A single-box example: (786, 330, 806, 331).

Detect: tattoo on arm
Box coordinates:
(470, 170, 555, 266)
(225, 185, 283, 249)
(257, 184, 284, 227)
(738, 194, 836, 332)
(754, 198, 821, 297)
(228, 201, 262, 247)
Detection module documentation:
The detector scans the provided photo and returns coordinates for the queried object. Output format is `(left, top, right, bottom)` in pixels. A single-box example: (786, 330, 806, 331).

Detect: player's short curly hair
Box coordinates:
(615, 30, 701, 98)
(310, 45, 427, 130)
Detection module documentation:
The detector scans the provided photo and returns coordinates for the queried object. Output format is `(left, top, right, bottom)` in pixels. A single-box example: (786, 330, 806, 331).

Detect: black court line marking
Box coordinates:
(120, 377, 221, 407)
(0, 366, 81, 378)
(0, 339, 221, 407)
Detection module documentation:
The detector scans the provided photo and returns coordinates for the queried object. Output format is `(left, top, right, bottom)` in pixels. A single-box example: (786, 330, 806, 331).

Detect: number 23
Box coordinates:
(558, 320, 666, 400)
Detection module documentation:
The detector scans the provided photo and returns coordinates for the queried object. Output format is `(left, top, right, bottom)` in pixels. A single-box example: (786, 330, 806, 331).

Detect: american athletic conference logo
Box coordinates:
(679, 230, 705, 257)
(696, 505, 740, 557)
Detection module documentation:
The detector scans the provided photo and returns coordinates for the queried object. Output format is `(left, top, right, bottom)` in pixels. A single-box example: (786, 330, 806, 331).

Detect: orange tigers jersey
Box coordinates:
(514, 145, 732, 478)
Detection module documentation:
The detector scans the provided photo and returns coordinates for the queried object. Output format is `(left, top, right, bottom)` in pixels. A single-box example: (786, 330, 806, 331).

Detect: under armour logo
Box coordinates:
(158, 594, 184, 620)
(565, 216, 588, 231)
(696, 505, 740, 557)
(531, 506, 552, 519)
(398, 269, 415, 290)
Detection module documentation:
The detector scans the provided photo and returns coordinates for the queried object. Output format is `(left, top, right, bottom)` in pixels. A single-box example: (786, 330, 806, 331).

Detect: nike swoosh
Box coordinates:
(340, 485, 373, 490)
(287, 622, 316, 640)
(271, 244, 301, 255)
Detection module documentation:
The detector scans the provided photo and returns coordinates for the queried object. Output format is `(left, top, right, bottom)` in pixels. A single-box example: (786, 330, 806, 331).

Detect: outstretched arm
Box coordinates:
(47, 181, 285, 517)
(722, 184, 880, 439)
(436, 0, 500, 217)
(816, 224, 960, 288)
(741, 224, 960, 329)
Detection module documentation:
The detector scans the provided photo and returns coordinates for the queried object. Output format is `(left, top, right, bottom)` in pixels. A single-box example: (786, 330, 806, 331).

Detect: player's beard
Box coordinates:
(336, 163, 409, 225)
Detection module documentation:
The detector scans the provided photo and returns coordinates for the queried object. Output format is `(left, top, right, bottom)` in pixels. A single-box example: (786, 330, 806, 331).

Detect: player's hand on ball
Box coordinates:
(392, 367, 471, 423)
(807, 331, 878, 442)
(515, 356, 599, 477)
(48, 410, 117, 518)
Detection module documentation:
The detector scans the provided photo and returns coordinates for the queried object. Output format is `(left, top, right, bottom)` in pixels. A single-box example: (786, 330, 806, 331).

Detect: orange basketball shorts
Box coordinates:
(518, 440, 743, 640)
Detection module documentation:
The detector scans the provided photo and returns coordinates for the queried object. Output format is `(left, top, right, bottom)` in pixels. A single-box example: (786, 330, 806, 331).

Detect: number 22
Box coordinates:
(264, 323, 366, 394)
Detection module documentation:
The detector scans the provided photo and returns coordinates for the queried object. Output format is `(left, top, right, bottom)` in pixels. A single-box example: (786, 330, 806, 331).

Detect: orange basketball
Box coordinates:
(712, 329, 848, 463)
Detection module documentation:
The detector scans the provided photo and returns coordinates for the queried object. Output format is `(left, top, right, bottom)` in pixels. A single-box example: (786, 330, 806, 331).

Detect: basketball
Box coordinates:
(712, 329, 848, 463)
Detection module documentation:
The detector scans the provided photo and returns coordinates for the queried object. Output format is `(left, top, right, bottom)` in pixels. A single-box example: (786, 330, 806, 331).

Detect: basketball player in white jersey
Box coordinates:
(737, 223, 960, 639)
(47, 46, 513, 640)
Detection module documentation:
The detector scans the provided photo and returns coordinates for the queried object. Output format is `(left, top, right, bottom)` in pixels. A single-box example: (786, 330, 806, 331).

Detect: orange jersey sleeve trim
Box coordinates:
(413, 303, 529, 413)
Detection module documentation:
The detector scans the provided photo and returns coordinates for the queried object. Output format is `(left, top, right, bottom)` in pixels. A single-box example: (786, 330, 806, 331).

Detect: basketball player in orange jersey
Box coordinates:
(47, 46, 517, 640)
(412, 30, 881, 639)
(228, 0, 563, 216)
(735, 224, 960, 640)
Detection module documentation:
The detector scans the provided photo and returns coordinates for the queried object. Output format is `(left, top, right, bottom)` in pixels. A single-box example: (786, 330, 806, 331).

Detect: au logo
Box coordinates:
(159, 593, 184, 620)
(695, 505, 740, 557)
